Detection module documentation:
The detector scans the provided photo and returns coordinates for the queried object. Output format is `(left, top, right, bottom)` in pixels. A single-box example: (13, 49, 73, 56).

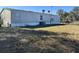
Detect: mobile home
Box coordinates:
(0, 8, 60, 27)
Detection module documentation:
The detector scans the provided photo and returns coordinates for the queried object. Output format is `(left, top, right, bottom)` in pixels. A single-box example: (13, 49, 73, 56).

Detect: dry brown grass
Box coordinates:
(35, 24, 79, 40)
(0, 26, 79, 53)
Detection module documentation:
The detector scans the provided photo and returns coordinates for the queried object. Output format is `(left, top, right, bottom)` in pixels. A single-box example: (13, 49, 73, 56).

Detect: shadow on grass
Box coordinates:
(0, 28, 79, 53)
(20, 24, 66, 29)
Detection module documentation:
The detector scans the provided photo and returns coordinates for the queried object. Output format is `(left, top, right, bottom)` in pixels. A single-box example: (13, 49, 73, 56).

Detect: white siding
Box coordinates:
(1, 8, 60, 27)
(11, 10, 40, 26)
(1, 9, 11, 27)
(51, 15, 60, 24)
(11, 10, 53, 27)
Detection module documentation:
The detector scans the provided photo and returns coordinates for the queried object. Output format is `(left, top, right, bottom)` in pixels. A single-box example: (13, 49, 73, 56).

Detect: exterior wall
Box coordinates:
(51, 15, 60, 24)
(11, 9, 53, 27)
(1, 8, 60, 27)
(1, 9, 11, 27)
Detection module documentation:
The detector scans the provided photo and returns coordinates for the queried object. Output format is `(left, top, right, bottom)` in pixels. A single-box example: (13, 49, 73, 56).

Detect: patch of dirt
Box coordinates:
(0, 28, 79, 53)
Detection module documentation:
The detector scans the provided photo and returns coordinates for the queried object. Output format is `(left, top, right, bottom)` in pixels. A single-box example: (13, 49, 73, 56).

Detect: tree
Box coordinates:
(56, 7, 79, 24)
(64, 12, 69, 17)
(72, 7, 79, 21)
(57, 9, 66, 23)
(57, 9, 64, 16)
(73, 7, 79, 15)
(65, 11, 77, 23)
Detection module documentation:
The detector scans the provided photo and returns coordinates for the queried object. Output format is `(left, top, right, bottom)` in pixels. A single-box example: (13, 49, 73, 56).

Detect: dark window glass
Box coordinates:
(40, 15, 43, 20)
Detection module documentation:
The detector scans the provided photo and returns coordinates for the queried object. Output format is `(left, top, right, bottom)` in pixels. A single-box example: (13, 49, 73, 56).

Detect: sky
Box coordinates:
(0, 6, 76, 15)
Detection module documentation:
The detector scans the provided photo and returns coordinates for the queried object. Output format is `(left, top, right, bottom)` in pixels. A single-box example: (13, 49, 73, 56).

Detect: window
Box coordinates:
(51, 18, 53, 21)
(40, 15, 43, 20)
(50, 18, 53, 24)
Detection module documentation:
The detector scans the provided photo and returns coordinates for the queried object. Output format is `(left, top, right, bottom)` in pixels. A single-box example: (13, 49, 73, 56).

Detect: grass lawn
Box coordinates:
(0, 24, 79, 52)
(20, 24, 79, 40)
(34, 24, 79, 40)
(35, 24, 79, 33)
